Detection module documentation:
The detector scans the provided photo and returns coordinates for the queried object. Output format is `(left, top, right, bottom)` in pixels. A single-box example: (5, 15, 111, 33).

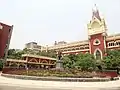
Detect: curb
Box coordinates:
(1, 73, 119, 82)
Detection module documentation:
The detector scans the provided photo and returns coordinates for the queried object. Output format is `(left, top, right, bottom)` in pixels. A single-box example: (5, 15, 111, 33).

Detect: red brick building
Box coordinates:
(0, 22, 13, 59)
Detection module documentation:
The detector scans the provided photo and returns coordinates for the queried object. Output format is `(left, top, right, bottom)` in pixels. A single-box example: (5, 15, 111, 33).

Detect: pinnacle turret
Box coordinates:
(92, 4, 101, 21)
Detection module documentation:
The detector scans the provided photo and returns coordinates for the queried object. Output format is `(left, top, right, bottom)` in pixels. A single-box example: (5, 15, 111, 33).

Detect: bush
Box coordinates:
(63, 53, 96, 71)
(0, 60, 3, 71)
(4, 68, 97, 78)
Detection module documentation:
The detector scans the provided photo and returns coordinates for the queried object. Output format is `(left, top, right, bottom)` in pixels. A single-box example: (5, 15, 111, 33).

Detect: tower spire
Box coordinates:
(92, 4, 101, 21)
(93, 4, 97, 12)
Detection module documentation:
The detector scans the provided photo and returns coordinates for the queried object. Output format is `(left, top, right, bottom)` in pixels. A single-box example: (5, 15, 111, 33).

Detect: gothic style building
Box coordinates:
(25, 8, 120, 60)
(5, 7, 120, 69)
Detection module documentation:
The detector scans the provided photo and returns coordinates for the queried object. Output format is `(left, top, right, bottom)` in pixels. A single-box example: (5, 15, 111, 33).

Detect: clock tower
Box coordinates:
(87, 5, 107, 59)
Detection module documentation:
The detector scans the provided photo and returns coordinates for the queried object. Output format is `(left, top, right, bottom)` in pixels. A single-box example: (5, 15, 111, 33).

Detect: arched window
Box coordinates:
(112, 43, 114, 46)
(116, 42, 119, 45)
(96, 50, 101, 60)
(94, 49, 102, 60)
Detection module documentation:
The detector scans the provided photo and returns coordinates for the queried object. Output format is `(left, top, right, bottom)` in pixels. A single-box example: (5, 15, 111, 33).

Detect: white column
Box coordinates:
(46, 45, 48, 52)
(88, 35, 92, 54)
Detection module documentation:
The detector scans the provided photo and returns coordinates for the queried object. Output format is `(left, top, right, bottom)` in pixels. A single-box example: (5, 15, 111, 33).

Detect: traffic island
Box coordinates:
(1, 73, 114, 82)
(1, 68, 119, 82)
(1, 72, 119, 82)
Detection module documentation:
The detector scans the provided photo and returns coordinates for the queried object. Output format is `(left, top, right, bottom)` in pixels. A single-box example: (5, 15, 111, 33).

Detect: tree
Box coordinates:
(103, 50, 120, 68)
(63, 54, 77, 69)
(7, 48, 57, 60)
(7, 49, 16, 59)
(0, 60, 3, 70)
(63, 53, 96, 71)
(47, 50, 57, 58)
(63, 55, 71, 68)
(7, 49, 24, 59)
(22, 48, 36, 55)
(37, 50, 57, 58)
(76, 53, 96, 71)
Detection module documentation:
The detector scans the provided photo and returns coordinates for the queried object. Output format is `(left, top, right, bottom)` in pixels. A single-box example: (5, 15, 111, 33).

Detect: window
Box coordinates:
(85, 47, 89, 49)
(72, 48, 75, 50)
(116, 42, 119, 45)
(9, 29, 11, 33)
(80, 47, 84, 49)
(93, 39, 100, 45)
(112, 43, 115, 46)
(116, 41, 120, 46)
(95, 50, 101, 60)
(108, 42, 116, 46)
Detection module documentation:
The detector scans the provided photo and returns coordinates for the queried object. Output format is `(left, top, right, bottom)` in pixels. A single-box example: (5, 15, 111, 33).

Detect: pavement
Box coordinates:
(0, 72, 120, 90)
(0, 85, 120, 90)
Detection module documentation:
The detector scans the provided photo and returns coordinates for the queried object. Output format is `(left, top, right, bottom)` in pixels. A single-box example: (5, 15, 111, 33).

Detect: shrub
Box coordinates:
(4, 68, 97, 78)
(0, 60, 3, 71)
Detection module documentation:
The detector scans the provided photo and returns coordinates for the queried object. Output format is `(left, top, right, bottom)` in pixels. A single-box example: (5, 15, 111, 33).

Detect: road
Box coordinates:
(0, 85, 120, 90)
(0, 73, 120, 90)
(0, 85, 68, 90)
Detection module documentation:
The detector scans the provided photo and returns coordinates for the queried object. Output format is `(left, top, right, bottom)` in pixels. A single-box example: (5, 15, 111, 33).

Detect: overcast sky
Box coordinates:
(0, 0, 120, 49)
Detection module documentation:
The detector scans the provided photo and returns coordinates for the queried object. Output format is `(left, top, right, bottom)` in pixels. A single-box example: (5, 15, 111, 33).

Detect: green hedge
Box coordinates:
(0, 60, 3, 71)
(4, 69, 100, 78)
